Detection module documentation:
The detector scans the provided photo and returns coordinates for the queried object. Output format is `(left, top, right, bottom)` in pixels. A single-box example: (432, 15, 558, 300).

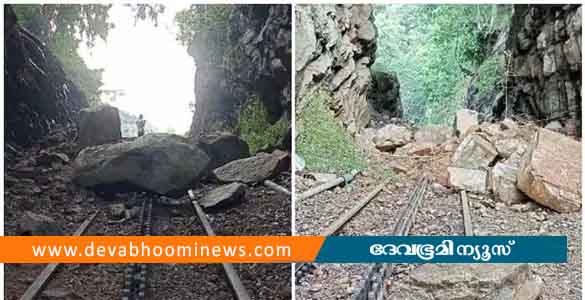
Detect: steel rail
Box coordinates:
(461, 190, 474, 236)
(296, 177, 391, 281)
(19, 211, 99, 300)
(297, 170, 359, 200)
(353, 176, 430, 300)
(188, 190, 252, 300)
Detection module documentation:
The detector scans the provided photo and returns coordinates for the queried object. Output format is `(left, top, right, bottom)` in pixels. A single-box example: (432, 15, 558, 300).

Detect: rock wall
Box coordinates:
(507, 4, 581, 135)
(295, 4, 377, 134)
(468, 5, 582, 136)
(188, 5, 291, 138)
(4, 5, 89, 146)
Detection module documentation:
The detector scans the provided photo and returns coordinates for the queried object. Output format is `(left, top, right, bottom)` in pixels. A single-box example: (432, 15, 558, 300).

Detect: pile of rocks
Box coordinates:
(448, 110, 581, 213)
(357, 120, 453, 156)
(356, 109, 581, 213)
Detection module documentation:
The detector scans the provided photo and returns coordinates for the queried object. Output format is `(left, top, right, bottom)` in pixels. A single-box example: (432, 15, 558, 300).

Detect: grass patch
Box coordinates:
(296, 90, 367, 174)
(239, 96, 289, 154)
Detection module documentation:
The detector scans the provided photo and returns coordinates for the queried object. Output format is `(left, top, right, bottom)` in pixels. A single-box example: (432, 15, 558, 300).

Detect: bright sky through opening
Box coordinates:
(79, 4, 194, 135)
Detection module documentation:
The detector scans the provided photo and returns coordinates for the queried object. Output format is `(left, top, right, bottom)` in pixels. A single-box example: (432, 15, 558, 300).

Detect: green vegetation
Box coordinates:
(13, 4, 113, 105)
(239, 96, 289, 154)
(374, 5, 512, 125)
(296, 90, 366, 174)
(12, 4, 163, 106)
(175, 5, 232, 65)
(475, 54, 506, 95)
(128, 4, 165, 26)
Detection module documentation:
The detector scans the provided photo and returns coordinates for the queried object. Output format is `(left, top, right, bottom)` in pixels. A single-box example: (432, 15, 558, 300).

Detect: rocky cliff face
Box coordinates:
(507, 4, 581, 135)
(466, 5, 581, 136)
(188, 5, 291, 138)
(295, 4, 377, 134)
(4, 5, 88, 146)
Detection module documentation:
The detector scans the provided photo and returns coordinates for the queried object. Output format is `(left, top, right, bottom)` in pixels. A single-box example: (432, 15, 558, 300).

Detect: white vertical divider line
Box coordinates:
(290, 3, 297, 300)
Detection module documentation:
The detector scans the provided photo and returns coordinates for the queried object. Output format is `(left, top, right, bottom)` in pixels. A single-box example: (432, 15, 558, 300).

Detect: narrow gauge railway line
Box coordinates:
(353, 178, 472, 299)
(295, 178, 391, 280)
(352, 176, 430, 300)
(296, 175, 471, 300)
(121, 195, 152, 300)
(16, 192, 256, 300)
(119, 191, 253, 300)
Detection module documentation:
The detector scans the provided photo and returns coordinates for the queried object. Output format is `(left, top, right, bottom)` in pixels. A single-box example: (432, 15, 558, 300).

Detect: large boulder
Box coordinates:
(448, 167, 488, 193)
(78, 105, 122, 148)
(387, 264, 542, 300)
(73, 134, 210, 195)
(199, 183, 246, 209)
(454, 109, 479, 137)
(479, 122, 521, 143)
(373, 124, 412, 152)
(197, 133, 250, 170)
(451, 134, 498, 170)
(213, 150, 289, 183)
(491, 162, 528, 205)
(494, 138, 528, 159)
(517, 128, 581, 212)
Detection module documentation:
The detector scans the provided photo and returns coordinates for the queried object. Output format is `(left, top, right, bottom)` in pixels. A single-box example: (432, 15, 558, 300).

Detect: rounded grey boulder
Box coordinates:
(73, 133, 210, 195)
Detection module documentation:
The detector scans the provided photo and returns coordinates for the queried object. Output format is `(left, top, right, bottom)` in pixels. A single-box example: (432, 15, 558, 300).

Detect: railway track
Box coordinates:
(295, 175, 444, 300)
(118, 191, 253, 300)
(14, 172, 291, 300)
(295, 178, 391, 280)
(352, 176, 430, 300)
(121, 195, 152, 300)
(352, 177, 473, 299)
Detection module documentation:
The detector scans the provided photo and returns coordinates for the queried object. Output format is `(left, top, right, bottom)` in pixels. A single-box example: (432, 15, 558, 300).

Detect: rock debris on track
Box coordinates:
(4, 133, 291, 300)
(296, 145, 580, 300)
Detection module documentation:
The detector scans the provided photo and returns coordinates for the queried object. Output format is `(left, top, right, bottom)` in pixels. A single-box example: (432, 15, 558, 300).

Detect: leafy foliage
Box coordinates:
(51, 32, 105, 105)
(475, 54, 506, 95)
(126, 4, 165, 26)
(13, 4, 164, 106)
(13, 4, 112, 105)
(239, 96, 289, 154)
(175, 5, 231, 46)
(297, 90, 366, 174)
(14, 4, 113, 47)
(175, 5, 232, 65)
(373, 5, 511, 125)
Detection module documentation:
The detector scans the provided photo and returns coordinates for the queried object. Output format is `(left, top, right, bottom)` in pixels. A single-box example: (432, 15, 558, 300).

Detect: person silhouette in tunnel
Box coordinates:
(136, 114, 146, 137)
